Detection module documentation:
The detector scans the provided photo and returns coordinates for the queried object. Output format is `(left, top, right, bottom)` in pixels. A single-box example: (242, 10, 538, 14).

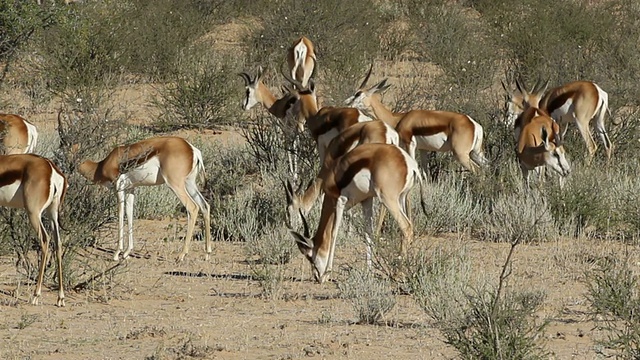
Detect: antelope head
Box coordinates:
(288, 210, 328, 283)
(344, 63, 391, 111)
(239, 66, 264, 110)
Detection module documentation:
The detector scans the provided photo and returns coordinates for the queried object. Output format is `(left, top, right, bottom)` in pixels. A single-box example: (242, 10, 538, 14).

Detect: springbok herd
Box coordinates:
(0, 36, 615, 306)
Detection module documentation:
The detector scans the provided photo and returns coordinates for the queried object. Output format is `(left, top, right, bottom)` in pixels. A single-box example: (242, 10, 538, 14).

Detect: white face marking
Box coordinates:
(545, 147, 571, 177)
(243, 86, 259, 110)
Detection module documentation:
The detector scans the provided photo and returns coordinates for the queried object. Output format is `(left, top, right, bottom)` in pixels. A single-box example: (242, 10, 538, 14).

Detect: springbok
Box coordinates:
(0, 114, 38, 154)
(76, 136, 211, 262)
(345, 66, 488, 172)
(516, 112, 571, 187)
(289, 143, 422, 283)
(286, 36, 316, 88)
(0, 154, 67, 306)
(281, 72, 373, 167)
(239, 66, 303, 181)
(504, 78, 614, 159)
(284, 119, 399, 226)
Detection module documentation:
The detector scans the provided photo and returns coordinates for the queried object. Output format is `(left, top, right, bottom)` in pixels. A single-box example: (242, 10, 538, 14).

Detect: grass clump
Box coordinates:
(586, 254, 640, 358)
(338, 266, 396, 325)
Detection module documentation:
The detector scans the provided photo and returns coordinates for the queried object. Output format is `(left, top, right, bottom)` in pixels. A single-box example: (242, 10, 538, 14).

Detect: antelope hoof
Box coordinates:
(113, 251, 122, 261)
(57, 297, 65, 307)
(176, 253, 187, 263)
(31, 296, 40, 306)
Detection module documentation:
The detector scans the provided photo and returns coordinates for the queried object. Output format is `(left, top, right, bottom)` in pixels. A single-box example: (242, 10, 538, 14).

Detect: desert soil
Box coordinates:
(0, 17, 631, 360)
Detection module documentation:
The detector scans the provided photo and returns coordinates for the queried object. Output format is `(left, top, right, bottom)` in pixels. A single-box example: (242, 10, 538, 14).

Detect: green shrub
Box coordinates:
(586, 254, 640, 358)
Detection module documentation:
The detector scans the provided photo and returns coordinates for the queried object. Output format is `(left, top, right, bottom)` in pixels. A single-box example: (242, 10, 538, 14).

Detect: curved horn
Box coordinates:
(283, 179, 293, 204)
(309, 57, 317, 82)
(300, 209, 310, 239)
(515, 77, 527, 95)
(238, 72, 251, 85)
(281, 62, 305, 90)
(358, 63, 374, 90)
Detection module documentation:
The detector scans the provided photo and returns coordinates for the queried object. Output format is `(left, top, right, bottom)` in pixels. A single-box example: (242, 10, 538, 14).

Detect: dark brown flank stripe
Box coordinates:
(0, 169, 22, 188)
(335, 157, 371, 191)
(411, 124, 449, 137)
(545, 91, 577, 114)
(118, 147, 159, 174)
(308, 108, 359, 139)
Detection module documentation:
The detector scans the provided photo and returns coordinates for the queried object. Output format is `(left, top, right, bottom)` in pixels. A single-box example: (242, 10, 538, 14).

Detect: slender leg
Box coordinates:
(361, 198, 374, 268)
(169, 183, 200, 262)
(29, 213, 47, 305)
(379, 193, 413, 257)
(186, 179, 212, 260)
(115, 189, 126, 261)
(51, 217, 65, 307)
(327, 195, 348, 280)
(122, 190, 135, 259)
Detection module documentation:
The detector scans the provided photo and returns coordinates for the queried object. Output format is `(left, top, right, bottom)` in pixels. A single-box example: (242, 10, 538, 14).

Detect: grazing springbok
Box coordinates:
(516, 112, 571, 187)
(504, 78, 614, 159)
(345, 66, 488, 172)
(76, 136, 211, 262)
(289, 143, 422, 283)
(286, 36, 316, 88)
(0, 154, 67, 306)
(239, 66, 302, 180)
(0, 114, 38, 155)
(284, 119, 399, 226)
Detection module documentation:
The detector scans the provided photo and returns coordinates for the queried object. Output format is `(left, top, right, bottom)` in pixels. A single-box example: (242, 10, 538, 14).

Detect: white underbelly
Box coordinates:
(342, 169, 375, 206)
(119, 157, 165, 188)
(415, 133, 450, 151)
(550, 99, 573, 121)
(0, 181, 25, 208)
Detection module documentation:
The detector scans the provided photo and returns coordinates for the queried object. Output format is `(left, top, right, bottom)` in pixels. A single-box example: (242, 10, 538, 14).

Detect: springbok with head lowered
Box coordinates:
(286, 36, 316, 88)
(0, 114, 38, 154)
(345, 65, 489, 172)
(504, 79, 614, 160)
(289, 143, 422, 283)
(76, 136, 211, 262)
(516, 112, 571, 187)
(0, 154, 67, 306)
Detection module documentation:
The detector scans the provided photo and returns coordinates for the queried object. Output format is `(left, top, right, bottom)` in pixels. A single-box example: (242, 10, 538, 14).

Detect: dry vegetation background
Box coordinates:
(1, 0, 640, 359)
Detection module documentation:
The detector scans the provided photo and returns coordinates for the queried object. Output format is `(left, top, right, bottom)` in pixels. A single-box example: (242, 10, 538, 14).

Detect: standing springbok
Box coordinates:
(76, 136, 211, 262)
(0, 114, 38, 154)
(286, 36, 316, 88)
(0, 154, 67, 306)
(345, 66, 488, 172)
(239, 66, 302, 181)
(516, 112, 571, 187)
(289, 143, 422, 283)
(504, 79, 614, 159)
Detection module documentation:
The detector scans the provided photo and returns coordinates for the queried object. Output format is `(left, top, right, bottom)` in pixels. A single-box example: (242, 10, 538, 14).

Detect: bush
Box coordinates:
(586, 255, 640, 358)
(338, 266, 396, 325)
(153, 49, 242, 131)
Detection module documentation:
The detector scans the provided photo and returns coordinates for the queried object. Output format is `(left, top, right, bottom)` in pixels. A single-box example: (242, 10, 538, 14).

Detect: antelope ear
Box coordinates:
(256, 66, 264, 80)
